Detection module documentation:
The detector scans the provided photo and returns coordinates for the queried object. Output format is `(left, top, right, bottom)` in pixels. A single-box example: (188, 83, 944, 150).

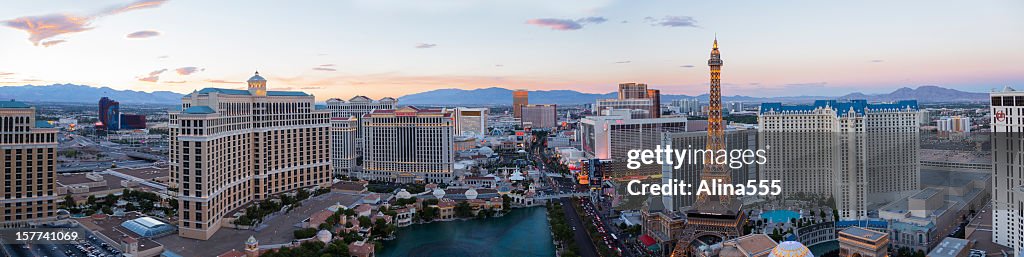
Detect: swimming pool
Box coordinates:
(761, 210, 801, 223)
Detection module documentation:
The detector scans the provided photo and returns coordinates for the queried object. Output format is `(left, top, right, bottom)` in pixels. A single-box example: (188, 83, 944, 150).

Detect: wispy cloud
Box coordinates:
(680, 65, 695, 68)
(300, 87, 321, 90)
(2, 0, 168, 46)
(102, 0, 168, 15)
(614, 61, 631, 64)
(206, 79, 241, 84)
(137, 68, 167, 82)
(313, 67, 337, 71)
(3, 14, 92, 45)
(495, 64, 504, 67)
(0, 72, 14, 77)
(526, 16, 607, 31)
(644, 16, 699, 28)
(319, 64, 335, 67)
(415, 43, 437, 49)
(163, 80, 186, 84)
(126, 30, 160, 38)
(41, 40, 66, 47)
(157, 55, 169, 59)
(174, 67, 203, 75)
(870, 59, 884, 63)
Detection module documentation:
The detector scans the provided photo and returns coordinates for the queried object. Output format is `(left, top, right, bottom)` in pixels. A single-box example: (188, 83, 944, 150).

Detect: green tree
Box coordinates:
(324, 240, 349, 256)
(502, 195, 512, 210)
(293, 228, 317, 239)
(455, 201, 473, 218)
(60, 195, 76, 209)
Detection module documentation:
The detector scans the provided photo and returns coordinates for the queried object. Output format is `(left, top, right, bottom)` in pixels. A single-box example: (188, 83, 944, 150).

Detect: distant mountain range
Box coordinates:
(0, 84, 184, 104)
(0, 84, 988, 105)
(398, 85, 989, 105)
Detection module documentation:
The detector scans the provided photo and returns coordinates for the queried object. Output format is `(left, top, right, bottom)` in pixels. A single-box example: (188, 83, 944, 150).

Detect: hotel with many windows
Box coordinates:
(0, 101, 57, 226)
(324, 96, 397, 152)
(330, 116, 358, 177)
(990, 86, 1024, 252)
(168, 72, 332, 240)
(361, 106, 455, 184)
(759, 100, 921, 220)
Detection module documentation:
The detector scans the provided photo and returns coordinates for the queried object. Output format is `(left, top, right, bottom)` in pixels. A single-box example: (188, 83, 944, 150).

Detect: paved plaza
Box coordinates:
(157, 192, 365, 257)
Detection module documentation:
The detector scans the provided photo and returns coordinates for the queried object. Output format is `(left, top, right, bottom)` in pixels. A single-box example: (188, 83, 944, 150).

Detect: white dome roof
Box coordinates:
(396, 189, 412, 199)
(432, 188, 446, 199)
(465, 188, 479, 200)
(316, 230, 332, 243)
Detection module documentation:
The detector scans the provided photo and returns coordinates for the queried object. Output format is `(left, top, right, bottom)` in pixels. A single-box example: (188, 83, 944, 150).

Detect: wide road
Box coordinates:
(560, 198, 599, 257)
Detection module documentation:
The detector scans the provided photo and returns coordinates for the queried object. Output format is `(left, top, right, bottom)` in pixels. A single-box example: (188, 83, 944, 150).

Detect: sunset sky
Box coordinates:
(0, 0, 1022, 99)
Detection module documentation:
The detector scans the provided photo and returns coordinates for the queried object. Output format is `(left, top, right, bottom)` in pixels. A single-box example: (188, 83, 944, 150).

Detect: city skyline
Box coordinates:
(1, 0, 1022, 99)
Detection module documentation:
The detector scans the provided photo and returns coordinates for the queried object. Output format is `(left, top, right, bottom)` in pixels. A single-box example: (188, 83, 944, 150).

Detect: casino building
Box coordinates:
(361, 106, 455, 183)
(990, 86, 1024, 252)
(759, 99, 921, 220)
(0, 101, 58, 226)
(169, 71, 332, 240)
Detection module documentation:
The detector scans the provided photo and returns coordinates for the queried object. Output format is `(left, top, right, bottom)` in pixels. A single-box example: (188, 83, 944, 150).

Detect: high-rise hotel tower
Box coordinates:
(991, 86, 1024, 252)
(169, 72, 332, 240)
(759, 99, 920, 220)
(361, 106, 455, 184)
(513, 90, 529, 118)
(0, 101, 57, 226)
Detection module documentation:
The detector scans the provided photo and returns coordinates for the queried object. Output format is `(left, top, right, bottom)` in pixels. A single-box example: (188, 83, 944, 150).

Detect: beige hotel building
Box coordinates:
(361, 106, 455, 184)
(330, 116, 358, 177)
(0, 101, 58, 226)
(759, 100, 920, 220)
(169, 72, 332, 240)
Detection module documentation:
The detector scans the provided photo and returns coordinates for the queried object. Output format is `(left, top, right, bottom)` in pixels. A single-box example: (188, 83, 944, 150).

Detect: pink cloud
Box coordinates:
(137, 68, 167, 82)
(3, 14, 92, 45)
(206, 79, 242, 84)
(2, 0, 168, 46)
(526, 17, 606, 31)
(175, 67, 203, 75)
(102, 0, 168, 15)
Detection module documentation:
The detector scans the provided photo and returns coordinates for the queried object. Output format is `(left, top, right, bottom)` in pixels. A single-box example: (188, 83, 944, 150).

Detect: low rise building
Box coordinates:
(926, 237, 971, 257)
(839, 227, 889, 257)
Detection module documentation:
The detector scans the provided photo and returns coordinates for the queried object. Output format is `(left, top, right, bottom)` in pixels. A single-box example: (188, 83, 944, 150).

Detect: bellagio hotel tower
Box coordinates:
(169, 72, 332, 240)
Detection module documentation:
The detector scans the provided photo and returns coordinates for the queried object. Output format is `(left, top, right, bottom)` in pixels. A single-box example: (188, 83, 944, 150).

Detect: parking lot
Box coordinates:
(1, 229, 121, 257)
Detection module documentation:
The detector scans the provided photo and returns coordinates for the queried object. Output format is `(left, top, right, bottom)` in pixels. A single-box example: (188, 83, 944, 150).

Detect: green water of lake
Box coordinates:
(378, 206, 556, 257)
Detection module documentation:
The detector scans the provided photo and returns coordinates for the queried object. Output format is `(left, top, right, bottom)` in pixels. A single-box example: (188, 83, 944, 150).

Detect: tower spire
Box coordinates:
(697, 36, 728, 207)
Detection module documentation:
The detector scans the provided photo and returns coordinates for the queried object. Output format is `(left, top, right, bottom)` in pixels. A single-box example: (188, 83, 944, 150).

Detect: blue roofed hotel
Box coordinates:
(168, 72, 332, 240)
(758, 99, 922, 221)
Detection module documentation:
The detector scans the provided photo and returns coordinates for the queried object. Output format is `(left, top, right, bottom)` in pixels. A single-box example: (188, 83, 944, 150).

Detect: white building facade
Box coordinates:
(991, 87, 1024, 251)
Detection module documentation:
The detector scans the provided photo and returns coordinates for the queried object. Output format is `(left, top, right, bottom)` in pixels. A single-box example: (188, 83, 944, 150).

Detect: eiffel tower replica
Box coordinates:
(671, 37, 746, 257)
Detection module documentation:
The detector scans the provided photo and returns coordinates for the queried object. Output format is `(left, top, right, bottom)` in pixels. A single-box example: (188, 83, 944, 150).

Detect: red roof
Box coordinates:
(217, 250, 246, 257)
(309, 210, 334, 226)
(639, 234, 657, 246)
